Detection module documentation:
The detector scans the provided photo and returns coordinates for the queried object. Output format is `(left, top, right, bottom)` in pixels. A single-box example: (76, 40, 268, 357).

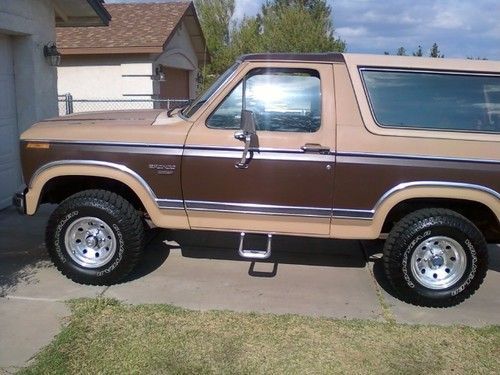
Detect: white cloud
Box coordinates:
(336, 26, 368, 38)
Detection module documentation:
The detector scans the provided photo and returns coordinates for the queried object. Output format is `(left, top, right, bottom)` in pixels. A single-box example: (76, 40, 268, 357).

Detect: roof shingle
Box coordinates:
(56, 2, 191, 50)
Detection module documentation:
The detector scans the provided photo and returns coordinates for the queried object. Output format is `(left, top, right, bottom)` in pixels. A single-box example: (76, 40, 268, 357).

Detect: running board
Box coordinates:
(238, 232, 272, 260)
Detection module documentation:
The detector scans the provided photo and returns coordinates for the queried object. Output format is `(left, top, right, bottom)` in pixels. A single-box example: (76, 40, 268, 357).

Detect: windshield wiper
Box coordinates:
(180, 100, 208, 118)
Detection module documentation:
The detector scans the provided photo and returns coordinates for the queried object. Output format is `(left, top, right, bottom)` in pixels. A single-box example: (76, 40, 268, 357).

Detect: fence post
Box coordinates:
(65, 93, 73, 115)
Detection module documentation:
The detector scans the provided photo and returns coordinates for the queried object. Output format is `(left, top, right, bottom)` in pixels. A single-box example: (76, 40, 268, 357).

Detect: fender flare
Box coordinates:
(373, 181, 500, 229)
(332, 181, 500, 240)
(26, 160, 189, 229)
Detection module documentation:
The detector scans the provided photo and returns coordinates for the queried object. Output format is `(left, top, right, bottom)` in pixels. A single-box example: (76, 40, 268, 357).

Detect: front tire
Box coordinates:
(46, 190, 144, 285)
(383, 208, 488, 307)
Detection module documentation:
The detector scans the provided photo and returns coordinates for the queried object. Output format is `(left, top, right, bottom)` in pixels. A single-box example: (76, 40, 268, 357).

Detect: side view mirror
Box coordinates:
(234, 110, 257, 169)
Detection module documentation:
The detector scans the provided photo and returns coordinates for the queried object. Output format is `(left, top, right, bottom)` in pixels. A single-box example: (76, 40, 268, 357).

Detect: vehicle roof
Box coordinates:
(238, 52, 345, 63)
(238, 52, 500, 73)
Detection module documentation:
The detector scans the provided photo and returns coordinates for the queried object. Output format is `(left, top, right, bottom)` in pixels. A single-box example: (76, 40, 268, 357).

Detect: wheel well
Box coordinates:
(39, 176, 146, 212)
(383, 198, 500, 242)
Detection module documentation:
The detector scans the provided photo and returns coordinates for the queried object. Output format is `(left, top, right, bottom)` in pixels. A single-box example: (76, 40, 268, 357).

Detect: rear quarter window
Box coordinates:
(360, 69, 500, 134)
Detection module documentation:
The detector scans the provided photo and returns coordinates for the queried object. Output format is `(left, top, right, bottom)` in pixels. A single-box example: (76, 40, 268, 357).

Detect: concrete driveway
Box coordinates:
(1, 205, 499, 373)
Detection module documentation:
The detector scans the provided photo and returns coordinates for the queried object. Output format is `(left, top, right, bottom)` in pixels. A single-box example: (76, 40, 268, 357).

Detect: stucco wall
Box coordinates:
(58, 55, 154, 98)
(57, 55, 156, 111)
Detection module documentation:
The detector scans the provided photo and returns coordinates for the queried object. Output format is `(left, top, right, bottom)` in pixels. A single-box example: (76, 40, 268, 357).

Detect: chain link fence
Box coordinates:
(58, 94, 190, 116)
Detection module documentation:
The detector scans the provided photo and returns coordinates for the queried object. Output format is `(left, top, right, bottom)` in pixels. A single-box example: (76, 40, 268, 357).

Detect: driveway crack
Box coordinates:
(98, 286, 110, 297)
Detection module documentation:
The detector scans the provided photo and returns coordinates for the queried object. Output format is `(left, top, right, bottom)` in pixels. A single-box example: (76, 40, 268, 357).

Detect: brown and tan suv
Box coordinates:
(14, 53, 500, 307)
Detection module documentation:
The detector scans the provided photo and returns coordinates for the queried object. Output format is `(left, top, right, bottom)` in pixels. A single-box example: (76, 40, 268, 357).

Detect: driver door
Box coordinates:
(182, 62, 336, 236)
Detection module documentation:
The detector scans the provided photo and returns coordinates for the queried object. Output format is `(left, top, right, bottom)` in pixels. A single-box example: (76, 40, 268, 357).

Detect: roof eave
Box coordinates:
(59, 46, 164, 55)
(161, 2, 210, 66)
(54, 0, 111, 27)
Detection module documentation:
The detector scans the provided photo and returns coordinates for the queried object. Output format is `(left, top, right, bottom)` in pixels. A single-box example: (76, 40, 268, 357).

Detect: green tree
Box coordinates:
(388, 43, 445, 58)
(255, 0, 345, 53)
(195, 0, 234, 52)
(194, 0, 236, 89)
(396, 47, 407, 56)
(230, 17, 263, 55)
(413, 45, 423, 56)
(196, 0, 345, 90)
(429, 42, 444, 58)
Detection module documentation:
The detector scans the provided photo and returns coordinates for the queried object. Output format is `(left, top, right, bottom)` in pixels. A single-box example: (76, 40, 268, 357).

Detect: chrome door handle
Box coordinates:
(301, 143, 330, 154)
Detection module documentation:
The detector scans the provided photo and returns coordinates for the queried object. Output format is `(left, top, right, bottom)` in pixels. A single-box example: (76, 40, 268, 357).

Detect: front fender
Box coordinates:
(27, 160, 189, 229)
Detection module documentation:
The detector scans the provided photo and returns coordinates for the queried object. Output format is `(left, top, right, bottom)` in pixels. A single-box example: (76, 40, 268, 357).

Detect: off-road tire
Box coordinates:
(46, 190, 144, 285)
(383, 208, 488, 307)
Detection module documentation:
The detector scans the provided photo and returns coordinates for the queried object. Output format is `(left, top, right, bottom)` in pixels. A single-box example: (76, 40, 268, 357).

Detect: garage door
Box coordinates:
(0, 34, 20, 209)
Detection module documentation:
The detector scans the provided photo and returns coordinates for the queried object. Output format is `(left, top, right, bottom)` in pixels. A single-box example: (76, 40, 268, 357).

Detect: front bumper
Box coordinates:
(12, 189, 27, 215)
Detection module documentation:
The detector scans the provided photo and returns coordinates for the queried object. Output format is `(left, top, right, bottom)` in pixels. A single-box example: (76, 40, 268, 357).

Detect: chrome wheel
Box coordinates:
(64, 216, 117, 268)
(410, 236, 467, 290)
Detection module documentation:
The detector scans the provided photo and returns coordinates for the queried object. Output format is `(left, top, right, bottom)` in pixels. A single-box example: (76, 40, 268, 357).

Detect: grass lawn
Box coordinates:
(20, 298, 500, 375)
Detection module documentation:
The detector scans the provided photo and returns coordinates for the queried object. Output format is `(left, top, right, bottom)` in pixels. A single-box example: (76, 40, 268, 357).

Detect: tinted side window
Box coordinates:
(361, 69, 500, 134)
(207, 69, 321, 132)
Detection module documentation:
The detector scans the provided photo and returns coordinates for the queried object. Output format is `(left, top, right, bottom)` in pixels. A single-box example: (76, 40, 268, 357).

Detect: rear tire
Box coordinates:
(46, 190, 144, 285)
(383, 208, 488, 307)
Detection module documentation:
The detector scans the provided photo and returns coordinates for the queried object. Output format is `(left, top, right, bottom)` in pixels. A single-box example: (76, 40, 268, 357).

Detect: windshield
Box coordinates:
(182, 62, 240, 118)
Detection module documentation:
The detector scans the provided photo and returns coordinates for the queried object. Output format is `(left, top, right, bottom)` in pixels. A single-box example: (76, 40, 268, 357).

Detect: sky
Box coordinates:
(106, 0, 500, 60)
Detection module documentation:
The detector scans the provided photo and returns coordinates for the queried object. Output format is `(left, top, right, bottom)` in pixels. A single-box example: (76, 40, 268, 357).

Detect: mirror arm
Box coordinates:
(234, 82, 255, 168)
(235, 134, 252, 169)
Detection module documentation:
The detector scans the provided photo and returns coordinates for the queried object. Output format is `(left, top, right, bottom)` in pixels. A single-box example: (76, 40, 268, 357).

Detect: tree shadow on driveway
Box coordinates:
(0, 206, 55, 296)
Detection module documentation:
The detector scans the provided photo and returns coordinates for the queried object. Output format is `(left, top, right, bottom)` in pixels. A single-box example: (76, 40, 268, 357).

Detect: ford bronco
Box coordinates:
(14, 53, 500, 307)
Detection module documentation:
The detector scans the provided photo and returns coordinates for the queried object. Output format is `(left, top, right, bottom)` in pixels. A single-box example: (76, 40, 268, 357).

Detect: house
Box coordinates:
(56, 1, 208, 110)
(0, 0, 110, 209)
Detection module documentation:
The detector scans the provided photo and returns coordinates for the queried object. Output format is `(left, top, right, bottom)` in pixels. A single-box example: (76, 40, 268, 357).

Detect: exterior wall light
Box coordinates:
(43, 42, 61, 66)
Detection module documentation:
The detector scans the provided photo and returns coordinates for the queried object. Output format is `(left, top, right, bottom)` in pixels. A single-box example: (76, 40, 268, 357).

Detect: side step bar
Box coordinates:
(238, 232, 272, 260)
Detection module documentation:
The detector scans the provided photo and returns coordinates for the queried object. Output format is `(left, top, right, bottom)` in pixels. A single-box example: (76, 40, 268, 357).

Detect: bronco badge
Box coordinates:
(148, 164, 176, 175)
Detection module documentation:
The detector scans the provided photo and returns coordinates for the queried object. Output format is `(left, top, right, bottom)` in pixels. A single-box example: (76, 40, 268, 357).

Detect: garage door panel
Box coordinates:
(0, 76, 16, 120)
(0, 119, 18, 162)
(0, 34, 20, 209)
(0, 35, 14, 74)
(0, 166, 18, 207)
